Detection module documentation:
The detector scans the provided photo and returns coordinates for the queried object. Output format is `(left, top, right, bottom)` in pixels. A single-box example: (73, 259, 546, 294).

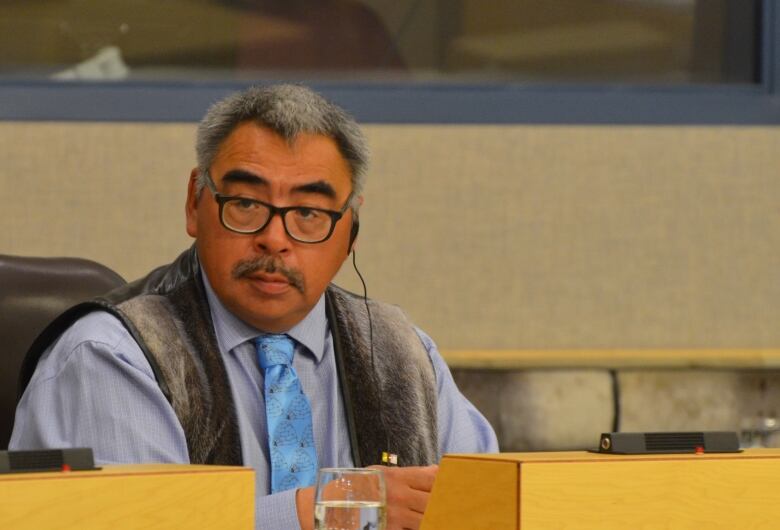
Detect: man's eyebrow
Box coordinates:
(220, 171, 338, 199)
(291, 180, 337, 199)
(220, 169, 268, 187)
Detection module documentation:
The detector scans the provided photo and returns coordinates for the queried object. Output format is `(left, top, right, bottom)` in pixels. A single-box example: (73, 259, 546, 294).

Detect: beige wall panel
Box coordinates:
(1, 123, 778, 350)
(0, 122, 195, 277)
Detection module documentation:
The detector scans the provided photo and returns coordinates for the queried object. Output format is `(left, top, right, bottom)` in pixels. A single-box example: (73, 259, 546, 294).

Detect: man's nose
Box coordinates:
(253, 213, 291, 254)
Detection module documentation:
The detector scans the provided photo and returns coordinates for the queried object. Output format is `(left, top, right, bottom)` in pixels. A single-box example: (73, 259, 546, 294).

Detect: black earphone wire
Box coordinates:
(351, 249, 392, 461)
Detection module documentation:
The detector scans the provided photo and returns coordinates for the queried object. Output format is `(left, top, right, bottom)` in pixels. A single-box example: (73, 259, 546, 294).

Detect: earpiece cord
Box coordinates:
(351, 250, 392, 463)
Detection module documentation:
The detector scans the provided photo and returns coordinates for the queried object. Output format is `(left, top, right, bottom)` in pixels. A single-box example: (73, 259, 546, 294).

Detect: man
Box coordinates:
(12, 84, 497, 529)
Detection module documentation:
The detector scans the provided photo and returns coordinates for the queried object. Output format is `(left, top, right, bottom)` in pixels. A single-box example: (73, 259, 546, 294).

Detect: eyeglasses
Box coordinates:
(203, 173, 352, 244)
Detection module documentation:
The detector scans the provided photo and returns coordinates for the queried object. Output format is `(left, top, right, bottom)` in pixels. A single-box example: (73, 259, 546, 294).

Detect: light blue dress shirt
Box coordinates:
(12, 272, 498, 530)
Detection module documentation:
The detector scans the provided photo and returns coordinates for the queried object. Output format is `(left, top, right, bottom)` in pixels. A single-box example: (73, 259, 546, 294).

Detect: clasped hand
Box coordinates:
(296, 464, 438, 530)
(368, 464, 438, 530)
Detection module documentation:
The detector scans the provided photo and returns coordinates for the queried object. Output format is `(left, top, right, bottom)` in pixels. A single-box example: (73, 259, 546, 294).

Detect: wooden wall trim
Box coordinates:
(441, 349, 780, 370)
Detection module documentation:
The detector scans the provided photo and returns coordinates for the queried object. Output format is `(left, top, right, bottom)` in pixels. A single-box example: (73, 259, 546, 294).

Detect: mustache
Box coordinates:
(231, 255, 305, 293)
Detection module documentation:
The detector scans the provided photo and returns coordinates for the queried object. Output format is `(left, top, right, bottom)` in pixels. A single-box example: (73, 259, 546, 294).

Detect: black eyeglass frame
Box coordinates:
(203, 173, 353, 244)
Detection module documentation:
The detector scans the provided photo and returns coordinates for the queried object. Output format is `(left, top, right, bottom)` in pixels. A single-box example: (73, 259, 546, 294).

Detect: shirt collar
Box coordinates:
(199, 265, 328, 362)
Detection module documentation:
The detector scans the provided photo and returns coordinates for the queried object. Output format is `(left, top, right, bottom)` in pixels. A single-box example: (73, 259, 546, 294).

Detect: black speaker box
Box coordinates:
(0, 448, 96, 473)
(598, 431, 740, 454)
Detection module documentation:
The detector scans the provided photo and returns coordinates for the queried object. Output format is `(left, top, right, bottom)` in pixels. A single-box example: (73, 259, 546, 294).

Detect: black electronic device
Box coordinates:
(598, 431, 740, 454)
(0, 448, 97, 473)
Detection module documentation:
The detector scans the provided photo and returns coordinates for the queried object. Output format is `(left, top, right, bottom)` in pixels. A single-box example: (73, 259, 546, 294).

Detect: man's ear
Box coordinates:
(348, 195, 364, 254)
(185, 168, 200, 238)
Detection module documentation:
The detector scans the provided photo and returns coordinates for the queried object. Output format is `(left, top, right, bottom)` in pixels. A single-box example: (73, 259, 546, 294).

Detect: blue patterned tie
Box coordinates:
(254, 334, 318, 493)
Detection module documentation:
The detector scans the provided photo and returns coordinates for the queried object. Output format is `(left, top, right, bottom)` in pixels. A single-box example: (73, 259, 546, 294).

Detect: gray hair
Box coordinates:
(195, 84, 369, 205)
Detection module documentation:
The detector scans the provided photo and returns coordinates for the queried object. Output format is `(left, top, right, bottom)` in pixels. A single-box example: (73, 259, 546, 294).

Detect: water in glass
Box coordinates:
(314, 500, 386, 530)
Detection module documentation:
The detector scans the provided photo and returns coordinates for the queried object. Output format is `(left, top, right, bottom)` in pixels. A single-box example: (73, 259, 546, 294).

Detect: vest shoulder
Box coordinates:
(326, 283, 412, 321)
(102, 247, 199, 304)
(326, 283, 428, 361)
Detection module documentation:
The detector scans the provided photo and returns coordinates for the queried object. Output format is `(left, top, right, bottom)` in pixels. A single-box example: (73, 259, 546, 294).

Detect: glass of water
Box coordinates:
(314, 468, 386, 530)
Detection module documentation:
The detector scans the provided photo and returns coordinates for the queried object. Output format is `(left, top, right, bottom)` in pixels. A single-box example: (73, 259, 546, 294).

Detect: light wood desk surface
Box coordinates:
(423, 448, 780, 530)
(0, 464, 254, 529)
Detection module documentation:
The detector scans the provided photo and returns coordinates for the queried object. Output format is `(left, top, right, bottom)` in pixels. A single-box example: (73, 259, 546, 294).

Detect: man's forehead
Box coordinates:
(211, 124, 353, 193)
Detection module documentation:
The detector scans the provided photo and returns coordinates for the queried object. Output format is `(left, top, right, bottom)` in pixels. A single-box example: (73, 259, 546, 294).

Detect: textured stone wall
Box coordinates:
(453, 369, 780, 451)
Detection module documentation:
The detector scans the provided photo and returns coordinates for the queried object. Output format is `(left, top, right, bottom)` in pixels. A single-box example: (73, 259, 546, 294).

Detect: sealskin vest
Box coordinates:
(19, 247, 439, 467)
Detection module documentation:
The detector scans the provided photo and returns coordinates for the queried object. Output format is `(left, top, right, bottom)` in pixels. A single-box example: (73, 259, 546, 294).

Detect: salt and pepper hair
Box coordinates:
(195, 84, 369, 206)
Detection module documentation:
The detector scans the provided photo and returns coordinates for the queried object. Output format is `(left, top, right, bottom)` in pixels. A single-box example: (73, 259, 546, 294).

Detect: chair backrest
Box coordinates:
(0, 255, 126, 449)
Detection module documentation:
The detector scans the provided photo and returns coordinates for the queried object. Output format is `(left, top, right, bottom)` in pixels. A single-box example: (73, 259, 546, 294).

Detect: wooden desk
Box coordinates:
(422, 449, 780, 529)
(0, 464, 254, 529)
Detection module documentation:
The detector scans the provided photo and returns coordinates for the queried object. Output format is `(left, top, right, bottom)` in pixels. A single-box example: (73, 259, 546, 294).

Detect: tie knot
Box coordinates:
(254, 334, 295, 368)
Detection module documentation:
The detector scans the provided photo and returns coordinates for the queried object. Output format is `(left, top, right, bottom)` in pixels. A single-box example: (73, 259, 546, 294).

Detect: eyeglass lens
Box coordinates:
(222, 199, 333, 242)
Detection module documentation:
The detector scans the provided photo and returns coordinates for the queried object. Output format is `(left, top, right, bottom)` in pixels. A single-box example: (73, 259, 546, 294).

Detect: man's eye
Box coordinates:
(294, 208, 326, 221)
(235, 198, 258, 210)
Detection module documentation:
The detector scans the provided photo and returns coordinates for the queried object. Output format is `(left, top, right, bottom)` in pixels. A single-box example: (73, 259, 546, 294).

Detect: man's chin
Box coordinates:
(232, 290, 310, 332)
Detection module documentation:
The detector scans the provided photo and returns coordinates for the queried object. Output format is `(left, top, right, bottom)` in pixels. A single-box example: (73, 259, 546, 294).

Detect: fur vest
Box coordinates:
(20, 247, 439, 467)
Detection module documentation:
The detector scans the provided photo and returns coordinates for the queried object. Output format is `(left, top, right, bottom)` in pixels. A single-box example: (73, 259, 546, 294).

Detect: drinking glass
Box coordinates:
(314, 468, 386, 530)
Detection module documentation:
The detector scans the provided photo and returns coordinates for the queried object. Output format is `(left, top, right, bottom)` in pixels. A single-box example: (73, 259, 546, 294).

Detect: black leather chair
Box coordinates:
(0, 255, 126, 449)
